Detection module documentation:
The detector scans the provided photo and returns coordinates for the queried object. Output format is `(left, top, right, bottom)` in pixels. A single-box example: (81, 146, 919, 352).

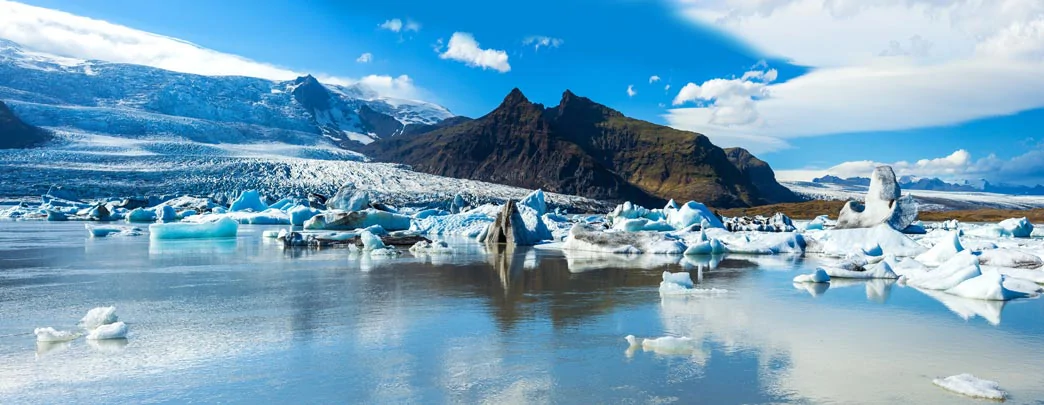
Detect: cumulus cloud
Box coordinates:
(0, 0, 424, 100)
(671, 68, 775, 126)
(649, 75, 661, 83)
(439, 32, 510, 73)
(356, 52, 372, 63)
(522, 36, 563, 51)
(666, 0, 1044, 153)
(379, 19, 403, 32)
(778, 148, 1044, 185)
(626, 85, 637, 97)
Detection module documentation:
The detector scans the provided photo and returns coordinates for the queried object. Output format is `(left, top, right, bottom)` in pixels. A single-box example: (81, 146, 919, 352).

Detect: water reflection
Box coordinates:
(828, 278, 896, 303)
(793, 281, 830, 297)
(148, 239, 237, 256)
(35, 340, 72, 358)
(87, 338, 128, 353)
(918, 288, 1005, 325)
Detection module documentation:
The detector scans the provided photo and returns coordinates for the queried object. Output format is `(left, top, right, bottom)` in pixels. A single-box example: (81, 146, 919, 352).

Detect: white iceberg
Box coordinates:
(149, 217, 238, 240)
(612, 218, 674, 232)
(34, 327, 80, 342)
(806, 224, 925, 257)
(409, 240, 454, 254)
(835, 166, 918, 230)
(966, 217, 1035, 239)
(562, 224, 686, 255)
(904, 251, 982, 291)
(79, 306, 118, 329)
(793, 269, 830, 283)
(666, 201, 724, 230)
(683, 229, 727, 255)
(229, 190, 268, 212)
(85, 224, 144, 238)
(126, 207, 157, 223)
(86, 321, 128, 340)
(625, 335, 701, 355)
(914, 231, 964, 266)
(719, 232, 805, 255)
(977, 248, 1043, 269)
(518, 189, 548, 216)
(359, 230, 386, 250)
(156, 205, 177, 222)
(658, 271, 728, 295)
(304, 209, 411, 231)
(932, 374, 1006, 400)
(804, 215, 830, 231)
(820, 260, 898, 279)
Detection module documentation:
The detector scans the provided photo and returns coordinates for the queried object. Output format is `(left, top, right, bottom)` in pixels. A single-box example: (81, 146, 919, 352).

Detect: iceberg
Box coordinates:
(804, 215, 829, 231)
(914, 232, 964, 266)
(667, 201, 724, 230)
(229, 190, 268, 212)
(86, 321, 128, 340)
(658, 271, 729, 295)
(79, 306, 118, 329)
(835, 166, 918, 230)
(724, 213, 795, 232)
(518, 189, 548, 216)
(150, 217, 238, 240)
(359, 230, 386, 250)
(481, 200, 552, 247)
(904, 251, 982, 291)
(157, 205, 178, 222)
(977, 248, 1043, 269)
(85, 224, 144, 238)
(932, 374, 1006, 400)
(450, 194, 467, 214)
(327, 186, 370, 211)
(562, 224, 686, 254)
(413, 209, 448, 219)
(409, 240, 455, 254)
(683, 229, 727, 255)
(304, 209, 411, 231)
(806, 224, 925, 257)
(289, 205, 321, 226)
(412, 210, 494, 238)
(967, 217, 1034, 238)
(820, 260, 898, 279)
(45, 210, 68, 221)
(625, 335, 701, 356)
(34, 327, 80, 342)
(793, 269, 830, 283)
(126, 207, 157, 223)
(719, 232, 805, 255)
(612, 218, 675, 232)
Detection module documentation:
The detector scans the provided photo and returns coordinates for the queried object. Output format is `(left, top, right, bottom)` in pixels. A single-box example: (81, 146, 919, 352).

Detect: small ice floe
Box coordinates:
(904, 251, 1036, 301)
(658, 271, 728, 296)
(86, 321, 128, 340)
(683, 229, 727, 256)
(85, 224, 144, 238)
(967, 217, 1034, 239)
(409, 240, 454, 255)
(79, 306, 119, 329)
(819, 258, 898, 279)
(625, 335, 700, 356)
(793, 268, 830, 283)
(33, 327, 80, 342)
(932, 374, 1006, 400)
(915, 231, 964, 266)
(149, 217, 238, 240)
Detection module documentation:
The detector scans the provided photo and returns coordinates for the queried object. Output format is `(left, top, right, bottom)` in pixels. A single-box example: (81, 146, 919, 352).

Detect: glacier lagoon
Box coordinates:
(2, 222, 1044, 403)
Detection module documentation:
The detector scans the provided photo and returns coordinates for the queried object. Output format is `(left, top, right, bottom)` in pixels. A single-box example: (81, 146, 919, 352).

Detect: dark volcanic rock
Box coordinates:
(724, 147, 803, 204)
(364, 89, 794, 208)
(0, 100, 51, 149)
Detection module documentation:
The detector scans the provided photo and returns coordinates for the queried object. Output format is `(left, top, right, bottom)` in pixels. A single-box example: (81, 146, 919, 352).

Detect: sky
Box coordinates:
(2, 0, 1044, 185)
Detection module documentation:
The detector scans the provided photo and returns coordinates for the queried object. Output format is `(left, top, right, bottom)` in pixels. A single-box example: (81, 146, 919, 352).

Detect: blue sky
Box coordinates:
(3, 0, 1044, 185)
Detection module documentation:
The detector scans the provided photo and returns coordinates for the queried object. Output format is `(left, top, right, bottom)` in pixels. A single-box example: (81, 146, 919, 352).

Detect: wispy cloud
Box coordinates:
(649, 75, 661, 83)
(379, 18, 420, 33)
(356, 52, 373, 63)
(0, 1, 423, 99)
(439, 32, 510, 73)
(666, 0, 1044, 153)
(522, 35, 563, 51)
(626, 85, 637, 97)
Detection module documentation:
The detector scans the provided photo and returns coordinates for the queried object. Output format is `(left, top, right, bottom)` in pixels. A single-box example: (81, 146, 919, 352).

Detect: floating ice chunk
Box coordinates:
(667, 201, 723, 230)
(724, 213, 795, 232)
(46, 210, 68, 221)
(719, 232, 805, 255)
(34, 327, 80, 342)
(1000, 217, 1033, 238)
(149, 217, 238, 240)
(806, 224, 925, 258)
(793, 269, 830, 283)
(932, 374, 1006, 400)
(820, 260, 898, 279)
(661, 271, 693, 288)
(86, 321, 128, 340)
(519, 189, 547, 216)
(85, 224, 144, 238)
(904, 251, 981, 291)
(804, 215, 829, 231)
(229, 190, 268, 212)
(563, 224, 686, 254)
(412, 211, 494, 238)
(947, 272, 1033, 301)
(450, 194, 467, 214)
(413, 209, 448, 219)
(79, 306, 118, 329)
(156, 205, 177, 222)
(613, 218, 674, 232)
(268, 198, 296, 210)
(126, 208, 157, 223)
(359, 230, 387, 250)
(328, 187, 370, 211)
(835, 166, 918, 230)
(625, 335, 700, 355)
(658, 271, 729, 295)
(410, 240, 454, 254)
(304, 209, 411, 231)
(289, 205, 321, 226)
(683, 229, 727, 255)
(977, 248, 1043, 269)
(915, 232, 964, 266)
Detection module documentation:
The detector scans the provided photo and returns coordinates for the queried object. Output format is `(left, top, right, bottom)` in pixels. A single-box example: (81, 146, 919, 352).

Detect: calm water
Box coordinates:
(1, 222, 1043, 404)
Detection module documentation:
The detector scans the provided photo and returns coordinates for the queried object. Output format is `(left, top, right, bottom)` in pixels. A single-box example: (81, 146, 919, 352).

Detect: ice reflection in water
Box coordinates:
(0, 222, 1042, 404)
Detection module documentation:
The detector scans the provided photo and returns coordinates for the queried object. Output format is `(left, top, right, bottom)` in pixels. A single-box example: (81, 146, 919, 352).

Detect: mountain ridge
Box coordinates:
(364, 88, 800, 207)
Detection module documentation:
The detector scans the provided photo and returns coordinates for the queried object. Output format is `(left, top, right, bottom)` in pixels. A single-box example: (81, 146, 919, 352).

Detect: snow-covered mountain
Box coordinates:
(0, 39, 453, 149)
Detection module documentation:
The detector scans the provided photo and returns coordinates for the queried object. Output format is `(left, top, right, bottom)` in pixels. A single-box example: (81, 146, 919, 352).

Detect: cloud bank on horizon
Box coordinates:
(666, 0, 1044, 157)
(0, 0, 422, 99)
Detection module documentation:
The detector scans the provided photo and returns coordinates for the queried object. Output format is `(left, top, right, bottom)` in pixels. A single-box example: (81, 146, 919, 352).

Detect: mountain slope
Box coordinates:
(0, 100, 50, 148)
(0, 39, 452, 151)
(724, 147, 803, 203)
(365, 89, 793, 207)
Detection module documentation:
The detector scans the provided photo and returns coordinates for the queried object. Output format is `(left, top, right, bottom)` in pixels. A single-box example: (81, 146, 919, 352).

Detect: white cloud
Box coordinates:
(356, 52, 372, 63)
(522, 35, 563, 51)
(666, 0, 1044, 153)
(664, 84, 671, 92)
(626, 85, 637, 97)
(379, 18, 420, 33)
(439, 32, 510, 73)
(671, 68, 774, 126)
(777, 148, 1044, 185)
(649, 75, 661, 83)
(0, 1, 421, 99)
